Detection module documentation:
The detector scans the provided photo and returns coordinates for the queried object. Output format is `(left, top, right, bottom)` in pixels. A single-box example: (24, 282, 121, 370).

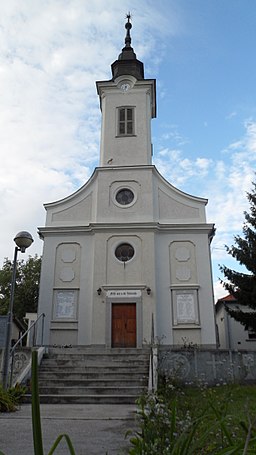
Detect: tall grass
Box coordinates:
(0, 383, 26, 412)
(127, 380, 256, 454)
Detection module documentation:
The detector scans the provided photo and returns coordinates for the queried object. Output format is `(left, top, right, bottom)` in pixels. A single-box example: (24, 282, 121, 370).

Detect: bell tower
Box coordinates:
(96, 15, 156, 167)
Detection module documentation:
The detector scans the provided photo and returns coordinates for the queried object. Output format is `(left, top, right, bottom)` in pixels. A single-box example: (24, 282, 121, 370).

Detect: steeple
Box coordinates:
(111, 14, 144, 80)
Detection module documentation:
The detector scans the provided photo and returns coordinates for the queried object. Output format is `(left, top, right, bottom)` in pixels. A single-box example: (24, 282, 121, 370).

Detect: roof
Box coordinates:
(111, 14, 144, 80)
(215, 294, 237, 313)
(217, 294, 237, 302)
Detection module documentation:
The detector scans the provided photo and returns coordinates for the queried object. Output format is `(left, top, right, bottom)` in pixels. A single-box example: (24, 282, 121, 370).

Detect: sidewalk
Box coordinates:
(0, 404, 138, 455)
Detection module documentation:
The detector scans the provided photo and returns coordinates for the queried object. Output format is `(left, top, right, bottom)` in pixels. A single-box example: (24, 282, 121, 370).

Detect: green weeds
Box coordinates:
(127, 380, 256, 454)
(0, 383, 26, 412)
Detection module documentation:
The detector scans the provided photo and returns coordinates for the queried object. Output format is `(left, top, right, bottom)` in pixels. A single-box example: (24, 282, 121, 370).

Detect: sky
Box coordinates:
(0, 0, 255, 301)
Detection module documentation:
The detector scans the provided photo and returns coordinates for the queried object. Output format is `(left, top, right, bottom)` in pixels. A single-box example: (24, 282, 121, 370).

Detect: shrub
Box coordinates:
(0, 385, 17, 412)
(0, 382, 26, 413)
(8, 383, 27, 404)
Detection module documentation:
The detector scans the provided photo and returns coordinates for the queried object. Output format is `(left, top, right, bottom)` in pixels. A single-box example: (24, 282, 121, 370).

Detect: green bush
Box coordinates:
(0, 385, 17, 412)
(8, 383, 27, 403)
(0, 382, 26, 412)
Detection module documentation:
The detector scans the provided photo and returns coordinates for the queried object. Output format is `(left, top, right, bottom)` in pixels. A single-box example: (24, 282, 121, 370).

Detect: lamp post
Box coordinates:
(2, 231, 33, 389)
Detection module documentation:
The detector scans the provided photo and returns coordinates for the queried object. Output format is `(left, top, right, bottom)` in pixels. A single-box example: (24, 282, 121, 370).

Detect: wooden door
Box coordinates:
(112, 303, 136, 348)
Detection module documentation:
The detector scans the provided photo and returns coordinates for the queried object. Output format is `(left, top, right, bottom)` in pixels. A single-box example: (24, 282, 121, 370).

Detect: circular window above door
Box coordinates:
(115, 243, 135, 262)
(115, 188, 134, 205)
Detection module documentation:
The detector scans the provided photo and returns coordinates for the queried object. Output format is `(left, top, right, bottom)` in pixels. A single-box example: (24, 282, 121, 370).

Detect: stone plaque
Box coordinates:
(55, 291, 76, 318)
(177, 293, 196, 322)
(107, 290, 141, 298)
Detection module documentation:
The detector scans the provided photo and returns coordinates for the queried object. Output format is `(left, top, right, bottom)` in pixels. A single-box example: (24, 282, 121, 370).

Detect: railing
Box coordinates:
(148, 313, 158, 392)
(9, 313, 45, 387)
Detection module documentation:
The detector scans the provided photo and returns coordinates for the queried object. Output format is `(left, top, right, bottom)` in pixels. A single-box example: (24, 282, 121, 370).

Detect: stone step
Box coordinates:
(35, 348, 150, 404)
(41, 357, 148, 363)
(39, 378, 146, 387)
(47, 347, 149, 355)
(38, 386, 146, 395)
(45, 352, 149, 360)
(38, 372, 147, 380)
(24, 394, 140, 404)
(40, 363, 148, 370)
(39, 366, 148, 374)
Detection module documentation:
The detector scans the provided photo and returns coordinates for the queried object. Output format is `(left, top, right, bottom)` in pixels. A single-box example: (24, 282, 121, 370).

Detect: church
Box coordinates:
(37, 16, 217, 350)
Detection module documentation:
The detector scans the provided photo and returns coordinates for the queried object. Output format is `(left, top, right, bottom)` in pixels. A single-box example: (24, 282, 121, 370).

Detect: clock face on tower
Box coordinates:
(120, 82, 131, 92)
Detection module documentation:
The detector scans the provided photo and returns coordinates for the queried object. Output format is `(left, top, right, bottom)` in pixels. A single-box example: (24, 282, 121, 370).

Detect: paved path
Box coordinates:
(0, 404, 138, 455)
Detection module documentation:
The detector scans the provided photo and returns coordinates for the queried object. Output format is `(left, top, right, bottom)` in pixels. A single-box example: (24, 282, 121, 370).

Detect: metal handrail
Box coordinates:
(9, 313, 45, 387)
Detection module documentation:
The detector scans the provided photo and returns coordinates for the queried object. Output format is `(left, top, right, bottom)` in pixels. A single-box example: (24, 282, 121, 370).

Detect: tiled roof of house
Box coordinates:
(218, 294, 237, 302)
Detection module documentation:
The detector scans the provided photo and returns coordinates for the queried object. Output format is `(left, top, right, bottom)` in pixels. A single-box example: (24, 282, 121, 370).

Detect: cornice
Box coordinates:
(38, 221, 215, 239)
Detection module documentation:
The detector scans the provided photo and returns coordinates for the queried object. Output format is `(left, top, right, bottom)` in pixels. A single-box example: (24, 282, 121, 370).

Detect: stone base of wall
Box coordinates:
(158, 347, 256, 385)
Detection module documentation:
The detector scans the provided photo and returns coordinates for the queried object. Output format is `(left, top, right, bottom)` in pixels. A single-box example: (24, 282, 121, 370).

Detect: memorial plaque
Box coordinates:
(55, 291, 76, 318)
(176, 293, 196, 323)
(0, 316, 8, 347)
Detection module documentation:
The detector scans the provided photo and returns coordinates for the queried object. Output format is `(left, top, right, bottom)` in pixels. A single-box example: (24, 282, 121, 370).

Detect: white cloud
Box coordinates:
(154, 119, 256, 301)
(226, 111, 237, 120)
(0, 1, 176, 263)
(154, 148, 213, 187)
(213, 280, 226, 302)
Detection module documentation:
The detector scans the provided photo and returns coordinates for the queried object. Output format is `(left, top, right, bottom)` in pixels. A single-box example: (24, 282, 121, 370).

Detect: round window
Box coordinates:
(116, 188, 134, 205)
(115, 243, 135, 262)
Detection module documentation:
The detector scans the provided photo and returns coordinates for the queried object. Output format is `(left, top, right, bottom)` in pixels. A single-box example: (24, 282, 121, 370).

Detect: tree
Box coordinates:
(0, 254, 41, 320)
(219, 179, 256, 329)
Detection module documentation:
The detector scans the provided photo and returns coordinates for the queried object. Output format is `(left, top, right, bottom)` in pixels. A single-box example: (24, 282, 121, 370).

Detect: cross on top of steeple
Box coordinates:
(124, 13, 132, 48)
(111, 14, 144, 80)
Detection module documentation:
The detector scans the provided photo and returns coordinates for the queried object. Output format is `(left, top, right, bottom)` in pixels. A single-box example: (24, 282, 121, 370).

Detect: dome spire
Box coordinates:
(111, 14, 144, 80)
(124, 12, 132, 48)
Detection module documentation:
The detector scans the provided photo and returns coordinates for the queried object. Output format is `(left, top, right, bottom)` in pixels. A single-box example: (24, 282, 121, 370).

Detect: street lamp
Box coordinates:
(2, 231, 34, 389)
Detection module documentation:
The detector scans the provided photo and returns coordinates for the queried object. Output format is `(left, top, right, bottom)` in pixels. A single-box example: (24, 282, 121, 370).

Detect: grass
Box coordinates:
(177, 383, 256, 453)
(0, 383, 26, 412)
(127, 380, 256, 454)
(179, 382, 256, 420)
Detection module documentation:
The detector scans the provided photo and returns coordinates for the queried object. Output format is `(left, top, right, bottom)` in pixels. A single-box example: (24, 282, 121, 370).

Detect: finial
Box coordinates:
(124, 12, 132, 48)
(111, 12, 144, 79)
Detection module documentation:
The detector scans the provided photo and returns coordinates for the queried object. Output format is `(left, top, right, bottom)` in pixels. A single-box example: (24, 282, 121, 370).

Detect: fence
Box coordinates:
(158, 347, 256, 385)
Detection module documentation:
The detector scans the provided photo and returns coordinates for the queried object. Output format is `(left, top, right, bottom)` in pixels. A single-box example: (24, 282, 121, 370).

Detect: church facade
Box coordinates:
(38, 17, 217, 349)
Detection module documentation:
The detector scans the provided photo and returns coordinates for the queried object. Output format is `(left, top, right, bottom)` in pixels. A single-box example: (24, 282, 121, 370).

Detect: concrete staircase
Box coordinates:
(32, 347, 150, 404)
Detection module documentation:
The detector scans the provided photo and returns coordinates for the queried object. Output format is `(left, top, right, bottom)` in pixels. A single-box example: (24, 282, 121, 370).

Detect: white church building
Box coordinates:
(38, 17, 217, 350)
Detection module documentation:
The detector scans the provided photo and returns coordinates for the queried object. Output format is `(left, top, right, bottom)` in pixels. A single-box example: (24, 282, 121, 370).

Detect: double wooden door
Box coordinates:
(111, 303, 136, 348)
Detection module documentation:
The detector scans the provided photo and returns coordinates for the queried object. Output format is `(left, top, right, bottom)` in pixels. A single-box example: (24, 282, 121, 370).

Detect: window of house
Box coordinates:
(247, 327, 256, 340)
(118, 107, 134, 136)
